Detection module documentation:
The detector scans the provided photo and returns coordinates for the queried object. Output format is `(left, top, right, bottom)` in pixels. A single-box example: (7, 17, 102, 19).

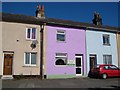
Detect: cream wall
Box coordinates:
(2, 21, 41, 75)
(0, 22, 2, 76)
(117, 33, 120, 68)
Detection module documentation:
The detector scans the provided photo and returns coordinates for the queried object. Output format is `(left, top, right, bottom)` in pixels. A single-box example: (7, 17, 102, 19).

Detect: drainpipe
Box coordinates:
(85, 27, 88, 76)
(40, 24, 45, 79)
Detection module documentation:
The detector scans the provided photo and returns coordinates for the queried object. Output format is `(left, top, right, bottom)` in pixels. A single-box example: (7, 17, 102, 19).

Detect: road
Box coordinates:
(1, 77, 120, 89)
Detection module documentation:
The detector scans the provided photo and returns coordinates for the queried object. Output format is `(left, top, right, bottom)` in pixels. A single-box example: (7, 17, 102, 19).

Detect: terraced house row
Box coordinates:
(0, 5, 120, 79)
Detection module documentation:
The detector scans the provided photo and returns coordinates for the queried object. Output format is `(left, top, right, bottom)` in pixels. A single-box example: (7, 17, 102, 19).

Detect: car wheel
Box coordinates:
(102, 73, 107, 79)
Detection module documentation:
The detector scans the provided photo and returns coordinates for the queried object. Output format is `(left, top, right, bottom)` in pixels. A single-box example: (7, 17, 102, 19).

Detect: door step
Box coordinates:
(1, 75, 13, 79)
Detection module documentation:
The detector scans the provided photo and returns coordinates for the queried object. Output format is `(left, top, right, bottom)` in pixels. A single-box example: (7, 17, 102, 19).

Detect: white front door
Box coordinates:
(75, 55, 83, 76)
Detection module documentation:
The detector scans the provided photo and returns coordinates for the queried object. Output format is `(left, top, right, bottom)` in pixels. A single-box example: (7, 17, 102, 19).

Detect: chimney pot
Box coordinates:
(35, 4, 45, 18)
(92, 12, 102, 25)
(41, 5, 44, 11)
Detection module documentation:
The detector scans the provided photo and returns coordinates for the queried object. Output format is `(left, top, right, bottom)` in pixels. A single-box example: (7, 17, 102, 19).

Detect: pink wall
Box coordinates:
(46, 26, 86, 76)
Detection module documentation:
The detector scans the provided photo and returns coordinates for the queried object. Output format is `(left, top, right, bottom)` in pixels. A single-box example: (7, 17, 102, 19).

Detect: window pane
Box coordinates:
(25, 53, 30, 64)
(27, 28, 31, 39)
(55, 59, 65, 65)
(76, 58, 81, 66)
(103, 35, 110, 45)
(31, 53, 36, 64)
(108, 56, 112, 64)
(32, 28, 36, 39)
(76, 68, 81, 74)
(107, 37, 110, 44)
(57, 31, 65, 41)
(55, 53, 67, 65)
(103, 55, 112, 64)
(56, 53, 66, 56)
(57, 34, 65, 41)
(103, 36, 105, 44)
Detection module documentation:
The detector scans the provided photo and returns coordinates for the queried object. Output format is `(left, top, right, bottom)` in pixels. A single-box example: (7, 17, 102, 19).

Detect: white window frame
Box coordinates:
(103, 34, 110, 45)
(26, 28, 37, 40)
(103, 55, 112, 64)
(55, 53, 67, 66)
(24, 52, 37, 66)
(56, 30, 66, 42)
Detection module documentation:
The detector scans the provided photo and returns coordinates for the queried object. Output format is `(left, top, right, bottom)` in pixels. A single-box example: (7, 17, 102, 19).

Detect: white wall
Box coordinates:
(86, 30, 118, 74)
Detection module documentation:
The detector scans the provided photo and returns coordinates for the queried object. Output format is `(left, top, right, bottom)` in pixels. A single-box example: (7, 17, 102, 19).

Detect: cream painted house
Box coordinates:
(0, 13, 45, 79)
(0, 21, 2, 78)
(117, 33, 120, 68)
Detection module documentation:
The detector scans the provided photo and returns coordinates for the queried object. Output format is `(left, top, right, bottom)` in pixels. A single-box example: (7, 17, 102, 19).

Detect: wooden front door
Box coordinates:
(3, 54, 13, 75)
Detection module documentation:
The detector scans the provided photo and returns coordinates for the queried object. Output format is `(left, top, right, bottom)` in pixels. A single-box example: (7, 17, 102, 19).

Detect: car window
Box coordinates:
(109, 65, 118, 70)
(103, 66, 109, 70)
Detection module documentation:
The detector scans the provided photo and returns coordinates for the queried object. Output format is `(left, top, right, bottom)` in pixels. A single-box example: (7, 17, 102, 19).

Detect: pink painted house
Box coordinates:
(44, 25, 86, 79)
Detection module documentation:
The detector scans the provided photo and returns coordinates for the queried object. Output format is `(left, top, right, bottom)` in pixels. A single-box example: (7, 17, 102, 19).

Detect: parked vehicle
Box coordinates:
(88, 64, 120, 79)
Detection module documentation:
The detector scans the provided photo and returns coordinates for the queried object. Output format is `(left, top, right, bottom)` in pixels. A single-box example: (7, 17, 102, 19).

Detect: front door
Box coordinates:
(3, 54, 13, 75)
(75, 55, 83, 76)
(89, 54, 97, 70)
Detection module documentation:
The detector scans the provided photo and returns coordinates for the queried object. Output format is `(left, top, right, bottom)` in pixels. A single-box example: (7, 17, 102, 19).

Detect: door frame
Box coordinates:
(89, 54, 97, 70)
(75, 55, 83, 76)
(2, 52, 14, 76)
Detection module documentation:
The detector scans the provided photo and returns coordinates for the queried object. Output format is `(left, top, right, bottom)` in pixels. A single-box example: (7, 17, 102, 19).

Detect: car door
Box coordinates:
(109, 65, 119, 77)
(102, 65, 111, 77)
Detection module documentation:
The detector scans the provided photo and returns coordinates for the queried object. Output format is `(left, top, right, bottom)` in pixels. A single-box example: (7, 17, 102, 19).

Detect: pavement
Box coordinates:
(1, 77, 120, 89)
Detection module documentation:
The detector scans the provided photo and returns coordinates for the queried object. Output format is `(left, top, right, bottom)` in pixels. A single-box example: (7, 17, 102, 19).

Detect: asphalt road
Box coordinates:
(1, 77, 120, 89)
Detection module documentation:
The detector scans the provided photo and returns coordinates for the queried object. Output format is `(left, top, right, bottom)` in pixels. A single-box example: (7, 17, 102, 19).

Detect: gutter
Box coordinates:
(86, 26, 118, 33)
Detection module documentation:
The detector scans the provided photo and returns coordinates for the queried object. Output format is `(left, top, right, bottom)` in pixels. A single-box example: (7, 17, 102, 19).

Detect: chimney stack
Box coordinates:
(92, 12, 102, 25)
(35, 5, 45, 18)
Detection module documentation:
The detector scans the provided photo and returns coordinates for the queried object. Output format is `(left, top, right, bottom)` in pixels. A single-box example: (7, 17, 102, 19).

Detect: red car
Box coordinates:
(88, 64, 120, 79)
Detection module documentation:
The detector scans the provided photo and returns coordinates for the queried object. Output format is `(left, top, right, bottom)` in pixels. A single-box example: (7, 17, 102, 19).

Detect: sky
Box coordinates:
(2, 2, 119, 27)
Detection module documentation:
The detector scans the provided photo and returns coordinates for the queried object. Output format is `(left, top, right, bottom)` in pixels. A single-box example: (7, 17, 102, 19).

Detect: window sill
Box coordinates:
(22, 65, 37, 67)
(26, 39, 37, 41)
(103, 44, 111, 46)
(55, 65, 68, 67)
(56, 41, 66, 43)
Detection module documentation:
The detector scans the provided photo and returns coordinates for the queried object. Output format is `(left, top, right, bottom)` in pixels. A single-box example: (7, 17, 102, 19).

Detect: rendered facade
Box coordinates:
(117, 33, 120, 68)
(0, 21, 2, 78)
(0, 12, 120, 79)
(1, 20, 41, 79)
(45, 26, 86, 78)
(86, 30, 118, 74)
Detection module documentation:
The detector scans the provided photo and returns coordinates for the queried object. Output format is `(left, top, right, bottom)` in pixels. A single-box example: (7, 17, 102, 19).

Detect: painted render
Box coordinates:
(45, 26, 86, 78)
(86, 30, 118, 74)
(1, 21, 41, 76)
(117, 33, 120, 68)
(0, 22, 2, 76)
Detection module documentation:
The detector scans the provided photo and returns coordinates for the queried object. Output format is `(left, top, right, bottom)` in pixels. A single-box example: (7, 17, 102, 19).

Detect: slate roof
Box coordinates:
(0, 12, 120, 33)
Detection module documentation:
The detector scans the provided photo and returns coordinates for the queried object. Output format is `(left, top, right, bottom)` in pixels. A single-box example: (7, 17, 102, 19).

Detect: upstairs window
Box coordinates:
(103, 34, 110, 45)
(55, 53, 67, 65)
(57, 30, 66, 42)
(26, 28, 36, 40)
